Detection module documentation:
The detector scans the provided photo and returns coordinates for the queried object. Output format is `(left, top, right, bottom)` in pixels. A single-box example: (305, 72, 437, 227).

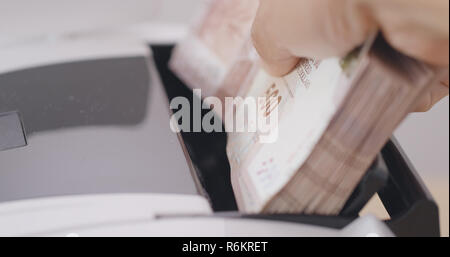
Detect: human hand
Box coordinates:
(251, 0, 449, 112)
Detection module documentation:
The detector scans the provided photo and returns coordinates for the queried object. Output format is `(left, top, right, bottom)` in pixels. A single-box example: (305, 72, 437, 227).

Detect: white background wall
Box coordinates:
(0, 0, 207, 38)
(0, 0, 448, 235)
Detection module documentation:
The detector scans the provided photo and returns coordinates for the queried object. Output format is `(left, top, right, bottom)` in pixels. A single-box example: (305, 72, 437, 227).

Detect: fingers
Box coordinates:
(363, 0, 449, 66)
(414, 75, 449, 112)
(252, 0, 449, 74)
(383, 30, 450, 67)
(251, 0, 449, 112)
(251, 0, 376, 76)
(250, 0, 301, 76)
(251, 8, 300, 76)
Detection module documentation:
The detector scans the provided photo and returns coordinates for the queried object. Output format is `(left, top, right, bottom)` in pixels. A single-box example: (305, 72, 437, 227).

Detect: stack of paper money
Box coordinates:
(170, 0, 260, 102)
(170, 0, 441, 215)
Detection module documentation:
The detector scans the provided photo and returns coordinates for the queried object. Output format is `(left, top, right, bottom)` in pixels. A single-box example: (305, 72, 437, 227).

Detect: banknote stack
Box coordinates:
(170, 0, 260, 102)
(170, 0, 442, 215)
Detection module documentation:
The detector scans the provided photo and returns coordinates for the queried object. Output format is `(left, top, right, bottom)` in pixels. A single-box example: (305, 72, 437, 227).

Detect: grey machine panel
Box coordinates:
(0, 56, 198, 203)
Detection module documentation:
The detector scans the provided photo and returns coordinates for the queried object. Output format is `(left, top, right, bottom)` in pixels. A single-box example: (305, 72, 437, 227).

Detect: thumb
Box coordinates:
(414, 75, 449, 112)
(251, 0, 376, 76)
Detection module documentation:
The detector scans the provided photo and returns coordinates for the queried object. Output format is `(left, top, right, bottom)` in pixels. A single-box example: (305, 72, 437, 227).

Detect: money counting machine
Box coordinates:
(152, 45, 441, 237)
(0, 31, 440, 236)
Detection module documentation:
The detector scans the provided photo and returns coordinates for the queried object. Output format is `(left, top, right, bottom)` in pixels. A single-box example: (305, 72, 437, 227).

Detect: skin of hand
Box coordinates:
(251, 0, 449, 112)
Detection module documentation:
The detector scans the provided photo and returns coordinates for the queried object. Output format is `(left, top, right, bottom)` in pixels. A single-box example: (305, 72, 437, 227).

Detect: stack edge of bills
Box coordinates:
(170, 0, 444, 215)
